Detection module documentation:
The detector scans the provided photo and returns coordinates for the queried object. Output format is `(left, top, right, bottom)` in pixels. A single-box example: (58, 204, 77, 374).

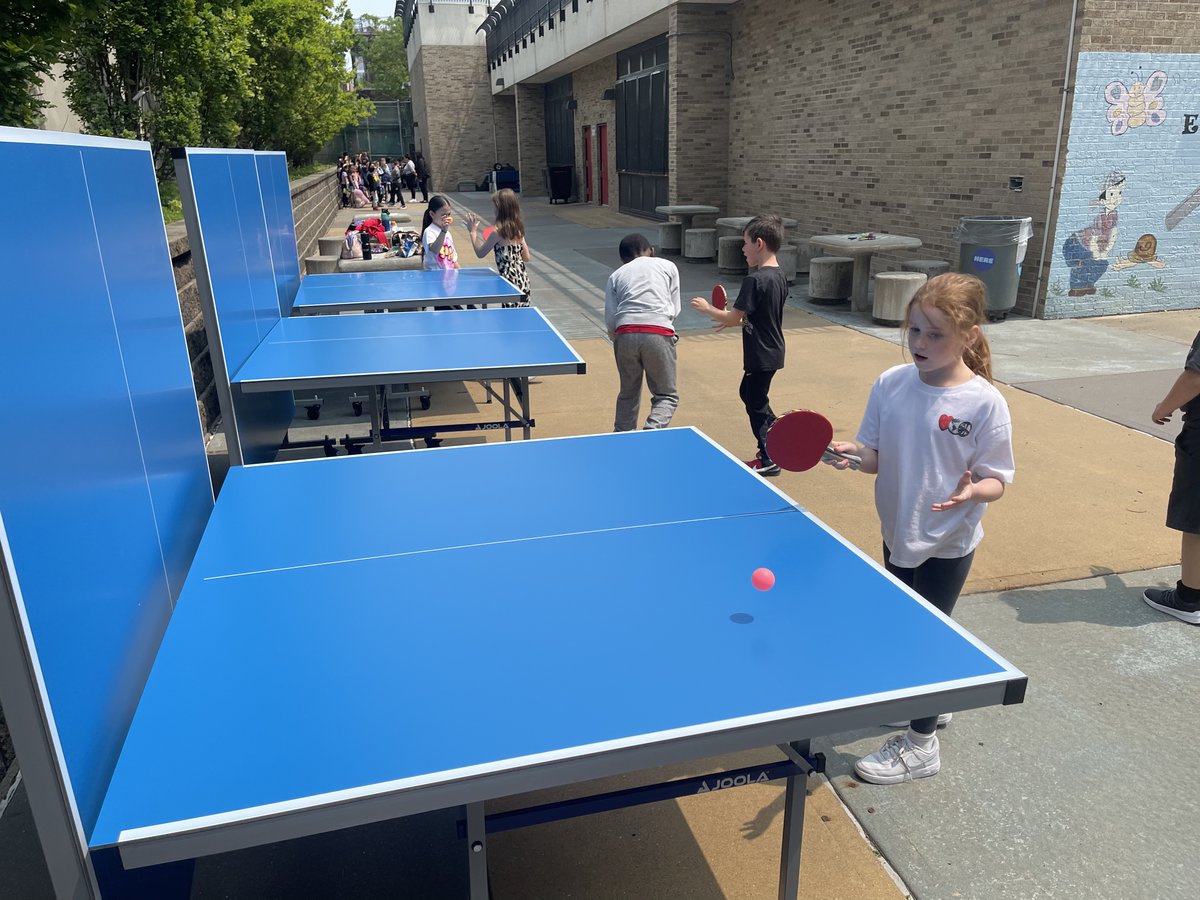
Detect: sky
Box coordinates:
(347, 0, 398, 19)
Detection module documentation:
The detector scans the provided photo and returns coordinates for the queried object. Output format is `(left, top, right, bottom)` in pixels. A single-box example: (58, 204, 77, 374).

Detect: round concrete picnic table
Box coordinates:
(807, 232, 923, 311)
(656, 205, 721, 233)
(715, 216, 799, 232)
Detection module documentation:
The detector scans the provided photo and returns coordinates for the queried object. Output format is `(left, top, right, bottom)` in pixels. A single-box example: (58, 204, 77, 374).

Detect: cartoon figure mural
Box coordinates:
(1105, 70, 1168, 136)
(1062, 170, 1125, 296)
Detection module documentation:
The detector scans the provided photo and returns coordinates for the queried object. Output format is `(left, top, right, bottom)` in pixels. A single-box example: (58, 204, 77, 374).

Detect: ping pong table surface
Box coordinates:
(292, 268, 526, 315)
(92, 428, 1024, 890)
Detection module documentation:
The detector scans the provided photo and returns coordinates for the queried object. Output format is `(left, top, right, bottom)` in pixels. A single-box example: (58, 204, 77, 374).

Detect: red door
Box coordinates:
(581, 125, 593, 203)
(597, 124, 609, 205)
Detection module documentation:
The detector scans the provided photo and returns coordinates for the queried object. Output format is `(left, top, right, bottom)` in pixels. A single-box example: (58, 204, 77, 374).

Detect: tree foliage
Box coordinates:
(0, 0, 78, 127)
(58, 0, 369, 172)
(358, 14, 410, 100)
(239, 0, 372, 165)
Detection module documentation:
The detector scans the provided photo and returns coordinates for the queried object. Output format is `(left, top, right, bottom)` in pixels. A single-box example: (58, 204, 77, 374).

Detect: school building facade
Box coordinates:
(398, 0, 1200, 319)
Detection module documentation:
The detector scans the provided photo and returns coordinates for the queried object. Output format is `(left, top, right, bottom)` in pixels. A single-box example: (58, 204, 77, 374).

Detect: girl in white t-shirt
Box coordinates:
(421, 196, 458, 271)
(825, 273, 1015, 786)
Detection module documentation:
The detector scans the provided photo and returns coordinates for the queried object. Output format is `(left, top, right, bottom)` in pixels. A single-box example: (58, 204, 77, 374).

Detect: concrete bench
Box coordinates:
(873, 271, 927, 325)
(658, 222, 682, 255)
(808, 256, 853, 303)
(684, 227, 717, 263)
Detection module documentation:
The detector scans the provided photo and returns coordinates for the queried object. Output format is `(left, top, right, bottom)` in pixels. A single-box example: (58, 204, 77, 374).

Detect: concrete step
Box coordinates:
(337, 254, 423, 273)
(318, 236, 344, 256)
(305, 255, 340, 275)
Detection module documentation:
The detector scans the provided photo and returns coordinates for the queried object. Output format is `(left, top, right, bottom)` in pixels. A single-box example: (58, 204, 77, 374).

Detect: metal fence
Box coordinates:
(316, 99, 415, 164)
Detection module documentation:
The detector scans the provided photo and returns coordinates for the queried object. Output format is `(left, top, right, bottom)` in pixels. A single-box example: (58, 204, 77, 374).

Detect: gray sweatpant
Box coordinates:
(613, 331, 679, 431)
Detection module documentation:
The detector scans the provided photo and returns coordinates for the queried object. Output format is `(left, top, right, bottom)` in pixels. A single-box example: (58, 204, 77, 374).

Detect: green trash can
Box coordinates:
(954, 216, 1034, 320)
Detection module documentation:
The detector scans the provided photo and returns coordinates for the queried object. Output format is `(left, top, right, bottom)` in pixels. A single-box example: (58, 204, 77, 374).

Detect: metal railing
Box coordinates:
(483, 1, 583, 68)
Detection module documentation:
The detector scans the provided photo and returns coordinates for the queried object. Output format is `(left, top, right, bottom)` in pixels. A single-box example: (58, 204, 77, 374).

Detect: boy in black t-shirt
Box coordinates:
(691, 215, 789, 475)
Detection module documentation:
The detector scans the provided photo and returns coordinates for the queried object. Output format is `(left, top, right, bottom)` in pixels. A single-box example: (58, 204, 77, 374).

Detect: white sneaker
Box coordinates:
(854, 734, 941, 785)
(884, 712, 952, 729)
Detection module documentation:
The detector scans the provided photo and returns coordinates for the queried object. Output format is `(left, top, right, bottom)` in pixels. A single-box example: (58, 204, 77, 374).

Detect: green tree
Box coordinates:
(358, 14, 410, 100)
(239, 0, 372, 166)
(0, 0, 78, 127)
(61, 0, 251, 175)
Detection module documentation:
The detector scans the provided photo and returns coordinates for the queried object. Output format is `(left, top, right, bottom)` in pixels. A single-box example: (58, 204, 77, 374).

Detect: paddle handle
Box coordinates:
(822, 447, 862, 471)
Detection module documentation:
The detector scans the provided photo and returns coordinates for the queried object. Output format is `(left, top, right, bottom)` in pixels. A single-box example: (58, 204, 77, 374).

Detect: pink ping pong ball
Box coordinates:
(752, 568, 775, 591)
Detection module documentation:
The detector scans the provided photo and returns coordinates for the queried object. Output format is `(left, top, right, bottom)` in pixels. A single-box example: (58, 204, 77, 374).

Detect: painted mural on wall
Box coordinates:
(1045, 53, 1200, 318)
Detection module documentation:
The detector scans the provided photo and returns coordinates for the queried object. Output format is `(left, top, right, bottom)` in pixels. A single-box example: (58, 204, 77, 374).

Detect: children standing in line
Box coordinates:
(421, 196, 458, 270)
(1144, 327, 1200, 623)
(824, 273, 1015, 784)
(690, 215, 789, 474)
(604, 233, 682, 431)
(463, 189, 532, 307)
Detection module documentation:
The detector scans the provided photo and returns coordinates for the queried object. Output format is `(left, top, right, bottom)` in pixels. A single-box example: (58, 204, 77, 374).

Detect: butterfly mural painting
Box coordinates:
(1105, 70, 1168, 136)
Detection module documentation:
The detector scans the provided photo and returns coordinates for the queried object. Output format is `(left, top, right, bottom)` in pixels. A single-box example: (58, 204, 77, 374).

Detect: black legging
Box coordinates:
(739, 370, 776, 459)
(882, 545, 975, 735)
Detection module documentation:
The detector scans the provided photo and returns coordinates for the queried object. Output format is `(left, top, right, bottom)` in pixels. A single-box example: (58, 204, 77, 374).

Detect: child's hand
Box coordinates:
(931, 470, 974, 512)
(1152, 401, 1175, 424)
(824, 441, 858, 470)
(689, 296, 710, 313)
(464, 211, 480, 232)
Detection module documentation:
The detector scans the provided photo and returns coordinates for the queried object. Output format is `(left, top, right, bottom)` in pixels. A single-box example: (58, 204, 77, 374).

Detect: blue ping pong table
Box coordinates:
(89, 429, 1026, 897)
(175, 147, 582, 464)
(291, 268, 527, 314)
(249, 151, 527, 314)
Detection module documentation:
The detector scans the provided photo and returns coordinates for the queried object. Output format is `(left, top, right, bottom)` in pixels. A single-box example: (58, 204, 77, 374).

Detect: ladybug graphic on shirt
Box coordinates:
(938, 413, 972, 437)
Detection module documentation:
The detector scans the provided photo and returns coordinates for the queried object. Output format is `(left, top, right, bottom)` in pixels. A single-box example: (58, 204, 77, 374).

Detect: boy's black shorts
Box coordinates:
(1167, 425, 1200, 534)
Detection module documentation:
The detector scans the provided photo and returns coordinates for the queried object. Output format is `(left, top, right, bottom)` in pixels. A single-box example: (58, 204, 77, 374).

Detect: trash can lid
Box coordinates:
(954, 215, 1033, 244)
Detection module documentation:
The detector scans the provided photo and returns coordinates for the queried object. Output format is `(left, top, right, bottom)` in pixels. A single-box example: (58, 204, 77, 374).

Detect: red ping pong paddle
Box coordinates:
(482, 226, 495, 240)
(712, 284, 728, 310)
(765, 410, 862, 472)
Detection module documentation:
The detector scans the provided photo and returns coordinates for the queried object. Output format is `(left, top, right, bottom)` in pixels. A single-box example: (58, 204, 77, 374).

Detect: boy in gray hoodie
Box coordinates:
(604, 234, 682, 431)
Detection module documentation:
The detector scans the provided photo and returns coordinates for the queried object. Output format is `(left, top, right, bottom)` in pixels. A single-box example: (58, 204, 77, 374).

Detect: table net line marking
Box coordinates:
(202, 507, 796, 582)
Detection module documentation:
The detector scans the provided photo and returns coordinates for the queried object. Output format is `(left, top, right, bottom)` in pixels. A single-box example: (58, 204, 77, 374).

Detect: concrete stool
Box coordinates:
(808, 256, 854, 304)
(901, 259, 950, 279)
(658, 222, 682, 255)
(684, 227, 717, 263)
(457, 180, 477, 192)
(873, 271, 927, 326)
(795, 240, 814, 275)
(777, 244, 799, 284)
(717, 235, 748, 275)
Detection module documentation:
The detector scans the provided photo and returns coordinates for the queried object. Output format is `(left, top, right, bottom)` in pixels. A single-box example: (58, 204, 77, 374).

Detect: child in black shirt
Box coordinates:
(691, 215, 789, 474)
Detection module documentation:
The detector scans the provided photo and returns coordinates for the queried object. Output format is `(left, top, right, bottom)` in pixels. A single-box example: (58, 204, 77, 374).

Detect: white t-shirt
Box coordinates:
(857, 364, 1015, 568)
(422, 223, 457, 270)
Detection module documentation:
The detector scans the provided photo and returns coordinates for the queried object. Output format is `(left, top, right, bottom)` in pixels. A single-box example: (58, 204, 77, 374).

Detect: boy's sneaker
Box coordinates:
(885, 712, 952, 729)
(745, 455, 781, 477)
(854, 734, 940, 784)
(1142, 586, 1200, 624)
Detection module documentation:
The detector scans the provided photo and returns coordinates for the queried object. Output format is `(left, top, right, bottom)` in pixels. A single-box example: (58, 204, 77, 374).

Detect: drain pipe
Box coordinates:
(1032, 0, 1080, 318)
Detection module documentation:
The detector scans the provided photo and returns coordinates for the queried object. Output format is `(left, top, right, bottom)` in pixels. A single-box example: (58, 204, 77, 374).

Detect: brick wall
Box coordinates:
(572, 54, 619, 206)
(726, 0, 1072, 315)
(170, 169, 339, 435)
(494, 94, 519, 171)
(516, 83, 548, 195)
(670, 4, 732, 210)
(412, 44, 497, 192)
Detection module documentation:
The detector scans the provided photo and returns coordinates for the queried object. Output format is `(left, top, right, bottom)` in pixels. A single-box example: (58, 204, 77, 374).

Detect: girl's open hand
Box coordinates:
(464, 211, 480, 232)
(932, 470, 974, 512)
